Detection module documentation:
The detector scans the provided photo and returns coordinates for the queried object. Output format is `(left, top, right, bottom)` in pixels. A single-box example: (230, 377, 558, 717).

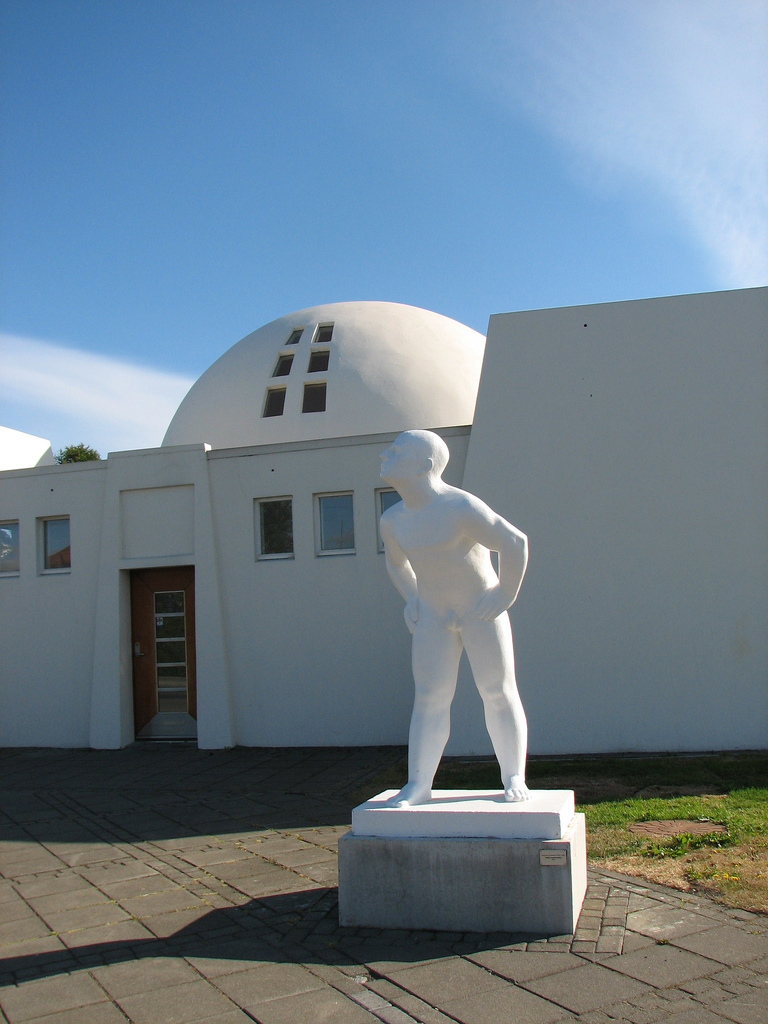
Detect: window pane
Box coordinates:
(260, 499, 293, 555)
(380, 490, 402, 514)
(286, 328, 303, 345)
(155, 592, 184, 614)
(307, 349, 329, 373)
(315, 324, 333, 344)
(302, 382, 326, 413)
(264, 388, 286, 417)
(0, 522, 19, 573)
(272, 354, 294, 377)
(319, 494, 354, 551)
(44, 518, 70, 570)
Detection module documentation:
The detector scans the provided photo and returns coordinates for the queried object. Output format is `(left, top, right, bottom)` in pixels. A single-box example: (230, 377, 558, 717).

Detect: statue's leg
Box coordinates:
(461, 613, 530, 801)
(394, 612, 462, 807)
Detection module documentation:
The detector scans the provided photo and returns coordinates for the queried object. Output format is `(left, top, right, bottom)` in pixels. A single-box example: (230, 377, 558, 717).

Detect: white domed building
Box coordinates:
(2, 287, 766, 757)
(164, 301, 485, 449)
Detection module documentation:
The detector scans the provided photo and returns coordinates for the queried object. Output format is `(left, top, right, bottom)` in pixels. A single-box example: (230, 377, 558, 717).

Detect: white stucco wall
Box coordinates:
(463, 287, 768, 754)
(207, 428, 470, 747)
(0, 461, 106, 745)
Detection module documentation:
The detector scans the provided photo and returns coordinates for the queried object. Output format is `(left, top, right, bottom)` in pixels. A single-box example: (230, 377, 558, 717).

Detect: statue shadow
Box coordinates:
(1, 886, 536, 981)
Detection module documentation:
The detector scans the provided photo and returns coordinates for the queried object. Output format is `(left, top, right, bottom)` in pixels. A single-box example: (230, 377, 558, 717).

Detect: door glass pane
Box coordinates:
(155, 592, 184, 614)
(156, 640, 186, 664)
(155, 614, 185, 638)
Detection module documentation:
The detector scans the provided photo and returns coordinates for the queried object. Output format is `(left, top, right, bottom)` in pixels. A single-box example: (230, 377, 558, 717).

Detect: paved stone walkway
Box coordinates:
(0, 746, 766, 1023)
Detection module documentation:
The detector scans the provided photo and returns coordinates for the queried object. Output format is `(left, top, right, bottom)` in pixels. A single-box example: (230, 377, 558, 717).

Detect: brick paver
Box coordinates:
(0, 746, 765, 1023)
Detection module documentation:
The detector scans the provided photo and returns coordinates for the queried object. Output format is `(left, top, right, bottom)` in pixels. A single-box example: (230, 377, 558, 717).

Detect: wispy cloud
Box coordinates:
(1, 334, 195, 455)
(475, 0, 768, 287)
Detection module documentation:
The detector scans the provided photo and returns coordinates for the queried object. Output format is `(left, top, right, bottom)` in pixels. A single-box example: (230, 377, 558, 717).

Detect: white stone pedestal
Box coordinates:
(338, 790, 587, 935)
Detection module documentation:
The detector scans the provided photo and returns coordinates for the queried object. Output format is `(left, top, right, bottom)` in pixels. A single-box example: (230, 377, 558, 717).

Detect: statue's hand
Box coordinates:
(404, 597, 419, 634)
(476, 584, 515, 621)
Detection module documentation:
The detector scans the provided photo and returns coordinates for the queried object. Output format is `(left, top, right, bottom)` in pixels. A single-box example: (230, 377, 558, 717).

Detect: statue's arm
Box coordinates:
(462, 497, 529, 620)
(381, 517, 420, 633)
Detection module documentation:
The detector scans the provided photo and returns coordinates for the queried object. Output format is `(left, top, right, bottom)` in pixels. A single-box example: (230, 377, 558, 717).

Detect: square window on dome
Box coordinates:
(286, 328, 304, 345)
(302, 382, 326, 413)
(263, 388, 286, 417)
(272, 353, 294, 376)
(315, 324, 333, 344)
(307, 349, 329, 373)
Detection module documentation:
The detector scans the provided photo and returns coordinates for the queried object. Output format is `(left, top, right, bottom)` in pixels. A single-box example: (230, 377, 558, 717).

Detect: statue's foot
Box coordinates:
(504, 775, 531, 802)
(392, 781, 432, 807)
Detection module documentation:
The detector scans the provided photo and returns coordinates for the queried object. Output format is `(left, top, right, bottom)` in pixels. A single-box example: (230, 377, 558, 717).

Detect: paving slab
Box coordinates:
(0, 971, 108, 1022)
(521, 961, 651, 1014)
(672, 925, 768, 967)
(626, 904, 720, 940)
(254, 985, 380, 1023)
(211, 962, 325, 1009)
(467, 949, 585, 982)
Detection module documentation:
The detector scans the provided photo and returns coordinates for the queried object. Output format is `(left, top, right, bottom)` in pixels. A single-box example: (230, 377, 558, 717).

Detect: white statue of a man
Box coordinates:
(380, 430, 530, 807)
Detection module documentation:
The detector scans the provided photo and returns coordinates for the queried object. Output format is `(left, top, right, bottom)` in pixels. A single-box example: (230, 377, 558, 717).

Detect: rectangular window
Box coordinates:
(256, 498, 294, 558)
(42, 516, 71, 571)
(0, 521, 20, 574)
(263, 387, 287, 417)
(302, 382, 326, 413)
(376, 488, 402, 552)
(314, 323, 333, 344)
(316, 492, 355, 554)
(286, 328, 304, 345)
(307, 349, 329, 373)
(272, 353, 294, 377)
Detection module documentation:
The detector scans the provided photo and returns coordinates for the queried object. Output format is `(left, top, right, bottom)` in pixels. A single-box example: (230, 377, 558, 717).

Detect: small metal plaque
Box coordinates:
(540, 849, 568, 866)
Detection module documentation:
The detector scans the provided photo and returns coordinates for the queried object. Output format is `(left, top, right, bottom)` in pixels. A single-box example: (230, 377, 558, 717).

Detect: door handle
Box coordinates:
(133, 642, 145, 657)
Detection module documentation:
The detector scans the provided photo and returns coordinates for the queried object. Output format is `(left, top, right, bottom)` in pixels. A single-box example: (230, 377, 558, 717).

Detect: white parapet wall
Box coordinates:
(461, 287, 768, 754)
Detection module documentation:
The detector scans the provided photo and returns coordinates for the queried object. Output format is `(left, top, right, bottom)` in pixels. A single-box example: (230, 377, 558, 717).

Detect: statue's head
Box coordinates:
(379, 430, 450, 485)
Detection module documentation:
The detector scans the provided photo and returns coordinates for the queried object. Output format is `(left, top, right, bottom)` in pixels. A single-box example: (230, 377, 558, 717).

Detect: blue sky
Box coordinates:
(2, 0, 766, 455)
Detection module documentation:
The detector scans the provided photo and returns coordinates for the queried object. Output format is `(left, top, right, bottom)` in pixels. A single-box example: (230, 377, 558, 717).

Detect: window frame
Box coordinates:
(375, 488, 402, 553)
(0, 520, 20, 576)
(38, 515, 71, 574)
(307, 348, 330, 373)
(272, 352, 295, 377)
(285, 328, 304, 346)
(263, 386, 287, 418)
(254, 496, 295, 561)
(314, 491, 355, 556)
(302, 381, 327, 413)
(313, 323, 334, 344)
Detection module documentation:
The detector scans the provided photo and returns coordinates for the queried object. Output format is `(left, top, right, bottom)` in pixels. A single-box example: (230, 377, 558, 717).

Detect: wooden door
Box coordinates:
(130, 566, 197, 736)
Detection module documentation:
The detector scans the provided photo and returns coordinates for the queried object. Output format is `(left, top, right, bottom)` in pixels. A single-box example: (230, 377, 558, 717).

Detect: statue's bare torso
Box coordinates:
(382, 490, 498, 620)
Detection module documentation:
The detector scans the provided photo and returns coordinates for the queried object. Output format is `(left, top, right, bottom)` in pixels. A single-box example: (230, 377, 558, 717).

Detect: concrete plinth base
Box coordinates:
(338, 791, 587, 935)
